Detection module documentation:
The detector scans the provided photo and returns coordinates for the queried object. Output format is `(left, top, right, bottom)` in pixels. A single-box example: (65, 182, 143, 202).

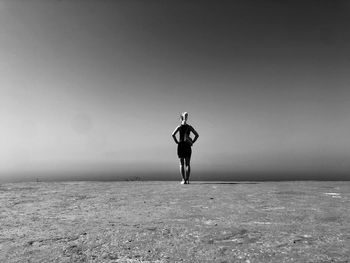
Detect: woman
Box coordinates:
(172, 112, 199, 184)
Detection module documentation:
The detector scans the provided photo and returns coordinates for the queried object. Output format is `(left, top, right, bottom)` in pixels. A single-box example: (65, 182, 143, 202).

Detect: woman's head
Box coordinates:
(180, 112, 188, 123)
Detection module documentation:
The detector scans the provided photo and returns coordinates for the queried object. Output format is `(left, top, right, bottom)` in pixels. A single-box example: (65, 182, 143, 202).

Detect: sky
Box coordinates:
(1, 0, 350, 182)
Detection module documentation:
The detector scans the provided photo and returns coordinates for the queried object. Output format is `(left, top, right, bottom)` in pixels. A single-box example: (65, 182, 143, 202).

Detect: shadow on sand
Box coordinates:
(191, 182, 260, 185)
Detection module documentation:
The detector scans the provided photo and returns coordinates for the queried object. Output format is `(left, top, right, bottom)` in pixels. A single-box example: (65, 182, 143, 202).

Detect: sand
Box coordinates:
(0, 180, 349, 262)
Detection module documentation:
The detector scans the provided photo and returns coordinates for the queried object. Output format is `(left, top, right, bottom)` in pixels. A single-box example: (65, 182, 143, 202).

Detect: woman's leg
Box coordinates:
(185, 157, 191, 184)
(179, 158, 185, 183)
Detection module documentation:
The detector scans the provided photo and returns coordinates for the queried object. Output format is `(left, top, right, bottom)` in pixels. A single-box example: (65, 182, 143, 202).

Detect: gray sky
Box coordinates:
(1, 0, 350, 182)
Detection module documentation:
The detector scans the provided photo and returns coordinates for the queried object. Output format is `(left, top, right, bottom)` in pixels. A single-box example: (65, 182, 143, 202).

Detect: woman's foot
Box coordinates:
(181, 179, 185, 184)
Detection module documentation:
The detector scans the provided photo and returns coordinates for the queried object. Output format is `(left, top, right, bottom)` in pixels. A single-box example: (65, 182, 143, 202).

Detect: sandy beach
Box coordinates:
(0, 181, 349, 262)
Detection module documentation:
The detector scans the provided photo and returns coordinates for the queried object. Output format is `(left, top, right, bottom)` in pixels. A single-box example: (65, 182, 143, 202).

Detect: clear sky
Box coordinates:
(1, 0, 350, 182)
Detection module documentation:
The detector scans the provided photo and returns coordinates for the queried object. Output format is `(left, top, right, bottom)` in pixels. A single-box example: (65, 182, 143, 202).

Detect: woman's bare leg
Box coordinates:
(179, 158, 185, 183)
(185, 157, 191, 184)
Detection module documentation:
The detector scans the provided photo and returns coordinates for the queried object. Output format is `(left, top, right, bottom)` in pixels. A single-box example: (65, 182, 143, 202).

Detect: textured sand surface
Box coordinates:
(0, 181, 349, 262)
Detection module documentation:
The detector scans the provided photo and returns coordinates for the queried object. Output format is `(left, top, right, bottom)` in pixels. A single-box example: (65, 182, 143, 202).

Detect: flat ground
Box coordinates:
(0, 181, 349, 263)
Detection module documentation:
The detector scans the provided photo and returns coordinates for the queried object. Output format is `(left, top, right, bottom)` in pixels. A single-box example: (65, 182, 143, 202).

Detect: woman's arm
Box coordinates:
(172, 126, 180, 144)
(190, 126, 199, 144)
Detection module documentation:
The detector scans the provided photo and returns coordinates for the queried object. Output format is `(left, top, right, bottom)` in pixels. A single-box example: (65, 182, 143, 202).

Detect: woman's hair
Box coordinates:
(180, 112, 188, 120)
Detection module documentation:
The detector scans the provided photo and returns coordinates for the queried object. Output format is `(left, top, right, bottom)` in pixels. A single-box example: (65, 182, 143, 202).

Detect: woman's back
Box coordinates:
(178, 124, 191, 142)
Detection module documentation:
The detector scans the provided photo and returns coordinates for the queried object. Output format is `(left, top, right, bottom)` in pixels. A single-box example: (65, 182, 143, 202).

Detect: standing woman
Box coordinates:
(172, 112, 199, 184)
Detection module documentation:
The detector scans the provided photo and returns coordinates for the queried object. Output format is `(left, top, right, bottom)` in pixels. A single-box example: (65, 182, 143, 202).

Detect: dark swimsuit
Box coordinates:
(177, 124, 192, 159)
